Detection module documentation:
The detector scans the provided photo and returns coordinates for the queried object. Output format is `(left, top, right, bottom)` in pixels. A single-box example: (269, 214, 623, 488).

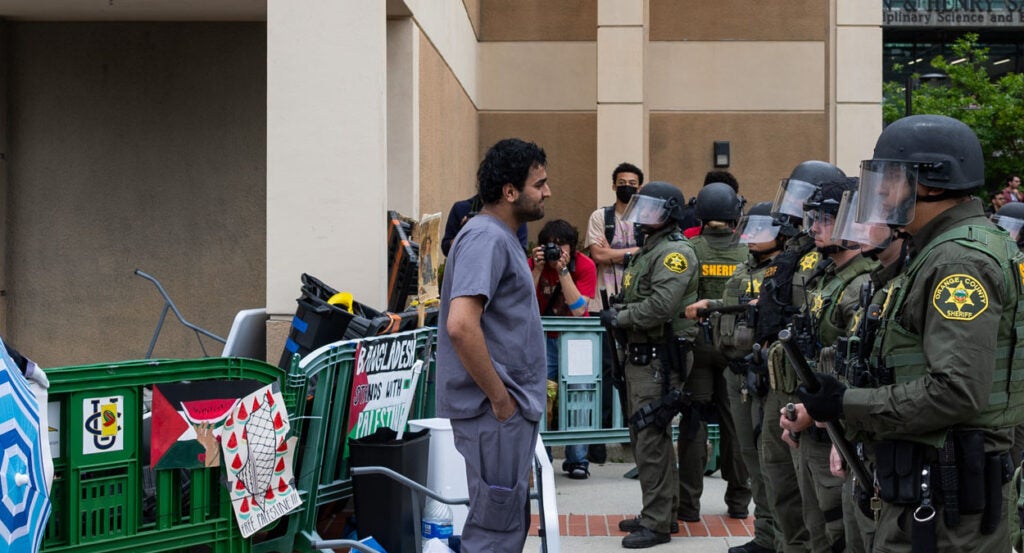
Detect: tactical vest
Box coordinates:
(689, 233, 748, 302)
(808, 255, 877, 350)
(622, 230, 699, 341)
(870, 225, 1024, 446)
(716, 259, 768, 360)
(755, 233, 820, 344)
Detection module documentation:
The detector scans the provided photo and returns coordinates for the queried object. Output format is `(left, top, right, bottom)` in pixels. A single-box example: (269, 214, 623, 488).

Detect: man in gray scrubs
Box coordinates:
(437, 138, 550, 552)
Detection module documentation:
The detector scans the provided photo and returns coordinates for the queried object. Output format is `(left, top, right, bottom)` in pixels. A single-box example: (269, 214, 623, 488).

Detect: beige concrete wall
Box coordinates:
(478, 0, 596, 41)
(405, 0, 479, 104)
(477, 42, 596, 111)
(835, 1, 882, 175)
(647, 41, 826, 111)
(419, 31, 480, 222)
(267, 2, 387, 323)
(478, 113, 598, 244)
(388, 18, 420, 218)
(650, 112, 829, 205)
(650, 0, 827, 41)
(6, 22, 266, 366)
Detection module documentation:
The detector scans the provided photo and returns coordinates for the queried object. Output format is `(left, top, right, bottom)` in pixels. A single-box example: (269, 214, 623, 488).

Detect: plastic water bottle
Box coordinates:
(421, 498, 454, 551)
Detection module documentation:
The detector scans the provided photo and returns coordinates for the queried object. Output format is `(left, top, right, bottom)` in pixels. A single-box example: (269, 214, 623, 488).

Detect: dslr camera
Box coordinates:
(543, 242, 562, 262)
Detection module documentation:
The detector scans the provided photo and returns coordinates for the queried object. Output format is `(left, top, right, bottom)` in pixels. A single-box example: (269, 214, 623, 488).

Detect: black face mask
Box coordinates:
(616, 186, 638, 204)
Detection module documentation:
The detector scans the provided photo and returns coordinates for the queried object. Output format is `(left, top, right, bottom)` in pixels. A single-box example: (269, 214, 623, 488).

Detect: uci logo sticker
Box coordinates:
(663, 252, 688, 274)
(799, 251, 821, 271)
(932, 274, 988, 321)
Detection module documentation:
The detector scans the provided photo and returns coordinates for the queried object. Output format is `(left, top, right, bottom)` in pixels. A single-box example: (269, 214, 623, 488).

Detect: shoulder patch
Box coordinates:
(663, 252, 689, 274)
(1018, 262, 1024, 287)
(799, 251, 821, 271)
(931, 274, 989, 321)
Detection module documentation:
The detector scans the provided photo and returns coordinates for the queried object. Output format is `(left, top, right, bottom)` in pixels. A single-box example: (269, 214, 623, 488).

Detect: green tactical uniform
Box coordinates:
(791, 254, 876, 553)
(616, 224, 699, 534)
(837, 259, 905, 553)
(843, 199, 1024, 553)
(677, 227, 752, 520)
(707, 253, 781, 551)
(759, 232, 820, 553)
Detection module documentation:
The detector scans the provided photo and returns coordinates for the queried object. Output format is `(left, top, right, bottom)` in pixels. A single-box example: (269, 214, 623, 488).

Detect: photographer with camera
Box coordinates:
(528, 219, 597, 478)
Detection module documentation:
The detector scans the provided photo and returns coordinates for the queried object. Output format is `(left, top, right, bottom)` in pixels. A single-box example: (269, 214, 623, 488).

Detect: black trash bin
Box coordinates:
(277, 273, 387, 370)
(350, 427, 431, 553)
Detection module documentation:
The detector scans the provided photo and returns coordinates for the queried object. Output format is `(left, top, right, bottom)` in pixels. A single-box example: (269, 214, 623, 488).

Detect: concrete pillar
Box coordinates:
(596, 0, 647, 207)
(266, 2, 388, 348)
(834, 1, 883, 175)
(387, 17, 419, 219)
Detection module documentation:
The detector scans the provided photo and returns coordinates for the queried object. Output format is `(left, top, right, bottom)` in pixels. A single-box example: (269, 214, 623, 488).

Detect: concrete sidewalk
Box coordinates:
(524, 446, 755, 553)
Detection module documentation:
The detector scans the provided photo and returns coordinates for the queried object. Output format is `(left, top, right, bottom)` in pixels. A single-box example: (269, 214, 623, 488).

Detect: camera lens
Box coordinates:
(544, 242, 561, 261)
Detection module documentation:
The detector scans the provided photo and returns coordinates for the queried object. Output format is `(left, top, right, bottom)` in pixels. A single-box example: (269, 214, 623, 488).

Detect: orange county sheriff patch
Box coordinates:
(1018, 263, 1024, 287)
(932, 274, 988, 321)
(799, 251, 821, 271)
(663, 252, 688, 274)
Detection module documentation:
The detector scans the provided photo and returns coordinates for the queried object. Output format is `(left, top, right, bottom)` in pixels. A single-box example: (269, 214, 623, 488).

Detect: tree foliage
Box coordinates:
(883, 33, 1024, 191)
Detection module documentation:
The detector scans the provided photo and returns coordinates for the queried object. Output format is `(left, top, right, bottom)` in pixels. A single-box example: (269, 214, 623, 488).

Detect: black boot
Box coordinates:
(622, 527, 671, 549)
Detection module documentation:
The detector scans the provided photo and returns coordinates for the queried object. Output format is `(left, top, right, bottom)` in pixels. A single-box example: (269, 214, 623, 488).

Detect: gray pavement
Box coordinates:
(525, 445, 755, 553)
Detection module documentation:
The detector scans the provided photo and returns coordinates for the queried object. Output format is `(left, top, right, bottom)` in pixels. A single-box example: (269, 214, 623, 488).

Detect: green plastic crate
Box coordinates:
(705, 423, 721, 475)
(42, 357, 288, 553)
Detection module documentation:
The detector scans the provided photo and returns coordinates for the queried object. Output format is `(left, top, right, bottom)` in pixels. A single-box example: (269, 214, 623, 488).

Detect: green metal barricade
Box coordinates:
(257, 328, 435, 553)
(42, 357, 289, 553)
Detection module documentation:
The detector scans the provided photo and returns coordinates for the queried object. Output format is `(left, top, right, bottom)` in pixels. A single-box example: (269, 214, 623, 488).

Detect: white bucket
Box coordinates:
(407, 418, 469, 534)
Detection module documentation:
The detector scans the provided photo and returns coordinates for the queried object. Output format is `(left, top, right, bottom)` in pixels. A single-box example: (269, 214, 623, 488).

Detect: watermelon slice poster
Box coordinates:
(150, 380, 265, 470)
(221, 385, 301, 538)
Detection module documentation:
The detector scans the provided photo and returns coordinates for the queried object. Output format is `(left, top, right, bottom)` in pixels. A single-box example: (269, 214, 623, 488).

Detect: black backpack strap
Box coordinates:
(604, 205, 616, 245)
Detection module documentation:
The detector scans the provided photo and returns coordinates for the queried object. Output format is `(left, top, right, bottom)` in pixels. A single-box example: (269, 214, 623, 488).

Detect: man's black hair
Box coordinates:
(1009, 174, 1021, 184)
(703, 170, 739, 192)
(612, 162, 645, 186)
(538, 219, 579, 255)
(477, 138, 547, 204)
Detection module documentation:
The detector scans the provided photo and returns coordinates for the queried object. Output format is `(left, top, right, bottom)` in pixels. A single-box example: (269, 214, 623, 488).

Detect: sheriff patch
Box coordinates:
(663, 252, 688, 274)
(1018, 263, 1024, 287)
(745, 278, 762, 295)
(799, 251, 821, 271)
(702, 264, 737, 277)
(932, 274, 988, 321)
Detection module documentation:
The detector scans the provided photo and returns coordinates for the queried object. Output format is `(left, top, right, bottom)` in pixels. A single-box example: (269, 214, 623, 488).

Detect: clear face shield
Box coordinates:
(804, 209, 837, 240)
(621, 194, 670, 225)
(832, 191, 893, 250)
(991, 214, 1024, 241)
(856, 160, 918, 227)
(772, 178, 818, 219)
(732, 214, 781, 245)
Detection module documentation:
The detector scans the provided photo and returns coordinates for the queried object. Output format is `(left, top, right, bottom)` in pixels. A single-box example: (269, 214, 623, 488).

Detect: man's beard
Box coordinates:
(514, 194, 544, 222)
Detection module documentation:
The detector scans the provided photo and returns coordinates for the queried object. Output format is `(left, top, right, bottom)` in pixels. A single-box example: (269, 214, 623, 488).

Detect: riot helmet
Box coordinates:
(733, 201, 781, 245)
(695, 182, 744, 224)
(621, 181, 686, 226)
(857, 115, 984, 227)
(772, 161, 846, 219)
(804, 178, 858, 251)
(993, 202, 1024, 242)
(832, 190, 892, 250)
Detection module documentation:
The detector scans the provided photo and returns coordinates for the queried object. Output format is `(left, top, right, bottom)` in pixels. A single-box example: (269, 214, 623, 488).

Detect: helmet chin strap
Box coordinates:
(817, 245, 844, 255)
(751, 242, 782, 263)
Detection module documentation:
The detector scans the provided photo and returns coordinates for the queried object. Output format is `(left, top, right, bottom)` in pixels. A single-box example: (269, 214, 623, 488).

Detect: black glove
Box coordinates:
(797, 373, 846, 422)
(599, 307, 619, 329)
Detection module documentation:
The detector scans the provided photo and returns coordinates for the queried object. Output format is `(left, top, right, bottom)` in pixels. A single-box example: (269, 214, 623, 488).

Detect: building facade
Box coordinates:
(0, 0, 881, 365)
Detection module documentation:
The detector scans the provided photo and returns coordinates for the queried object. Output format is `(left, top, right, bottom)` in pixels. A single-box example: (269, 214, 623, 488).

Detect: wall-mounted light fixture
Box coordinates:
(713, 141, 730, 168)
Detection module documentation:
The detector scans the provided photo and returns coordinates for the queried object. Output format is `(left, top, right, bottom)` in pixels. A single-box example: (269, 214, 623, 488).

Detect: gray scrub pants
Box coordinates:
(452, 409, 539, 553)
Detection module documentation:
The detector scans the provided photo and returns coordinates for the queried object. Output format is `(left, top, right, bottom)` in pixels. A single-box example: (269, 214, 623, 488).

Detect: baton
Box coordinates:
(695, 304, 750, 318)
(778, 327, 873, 493)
